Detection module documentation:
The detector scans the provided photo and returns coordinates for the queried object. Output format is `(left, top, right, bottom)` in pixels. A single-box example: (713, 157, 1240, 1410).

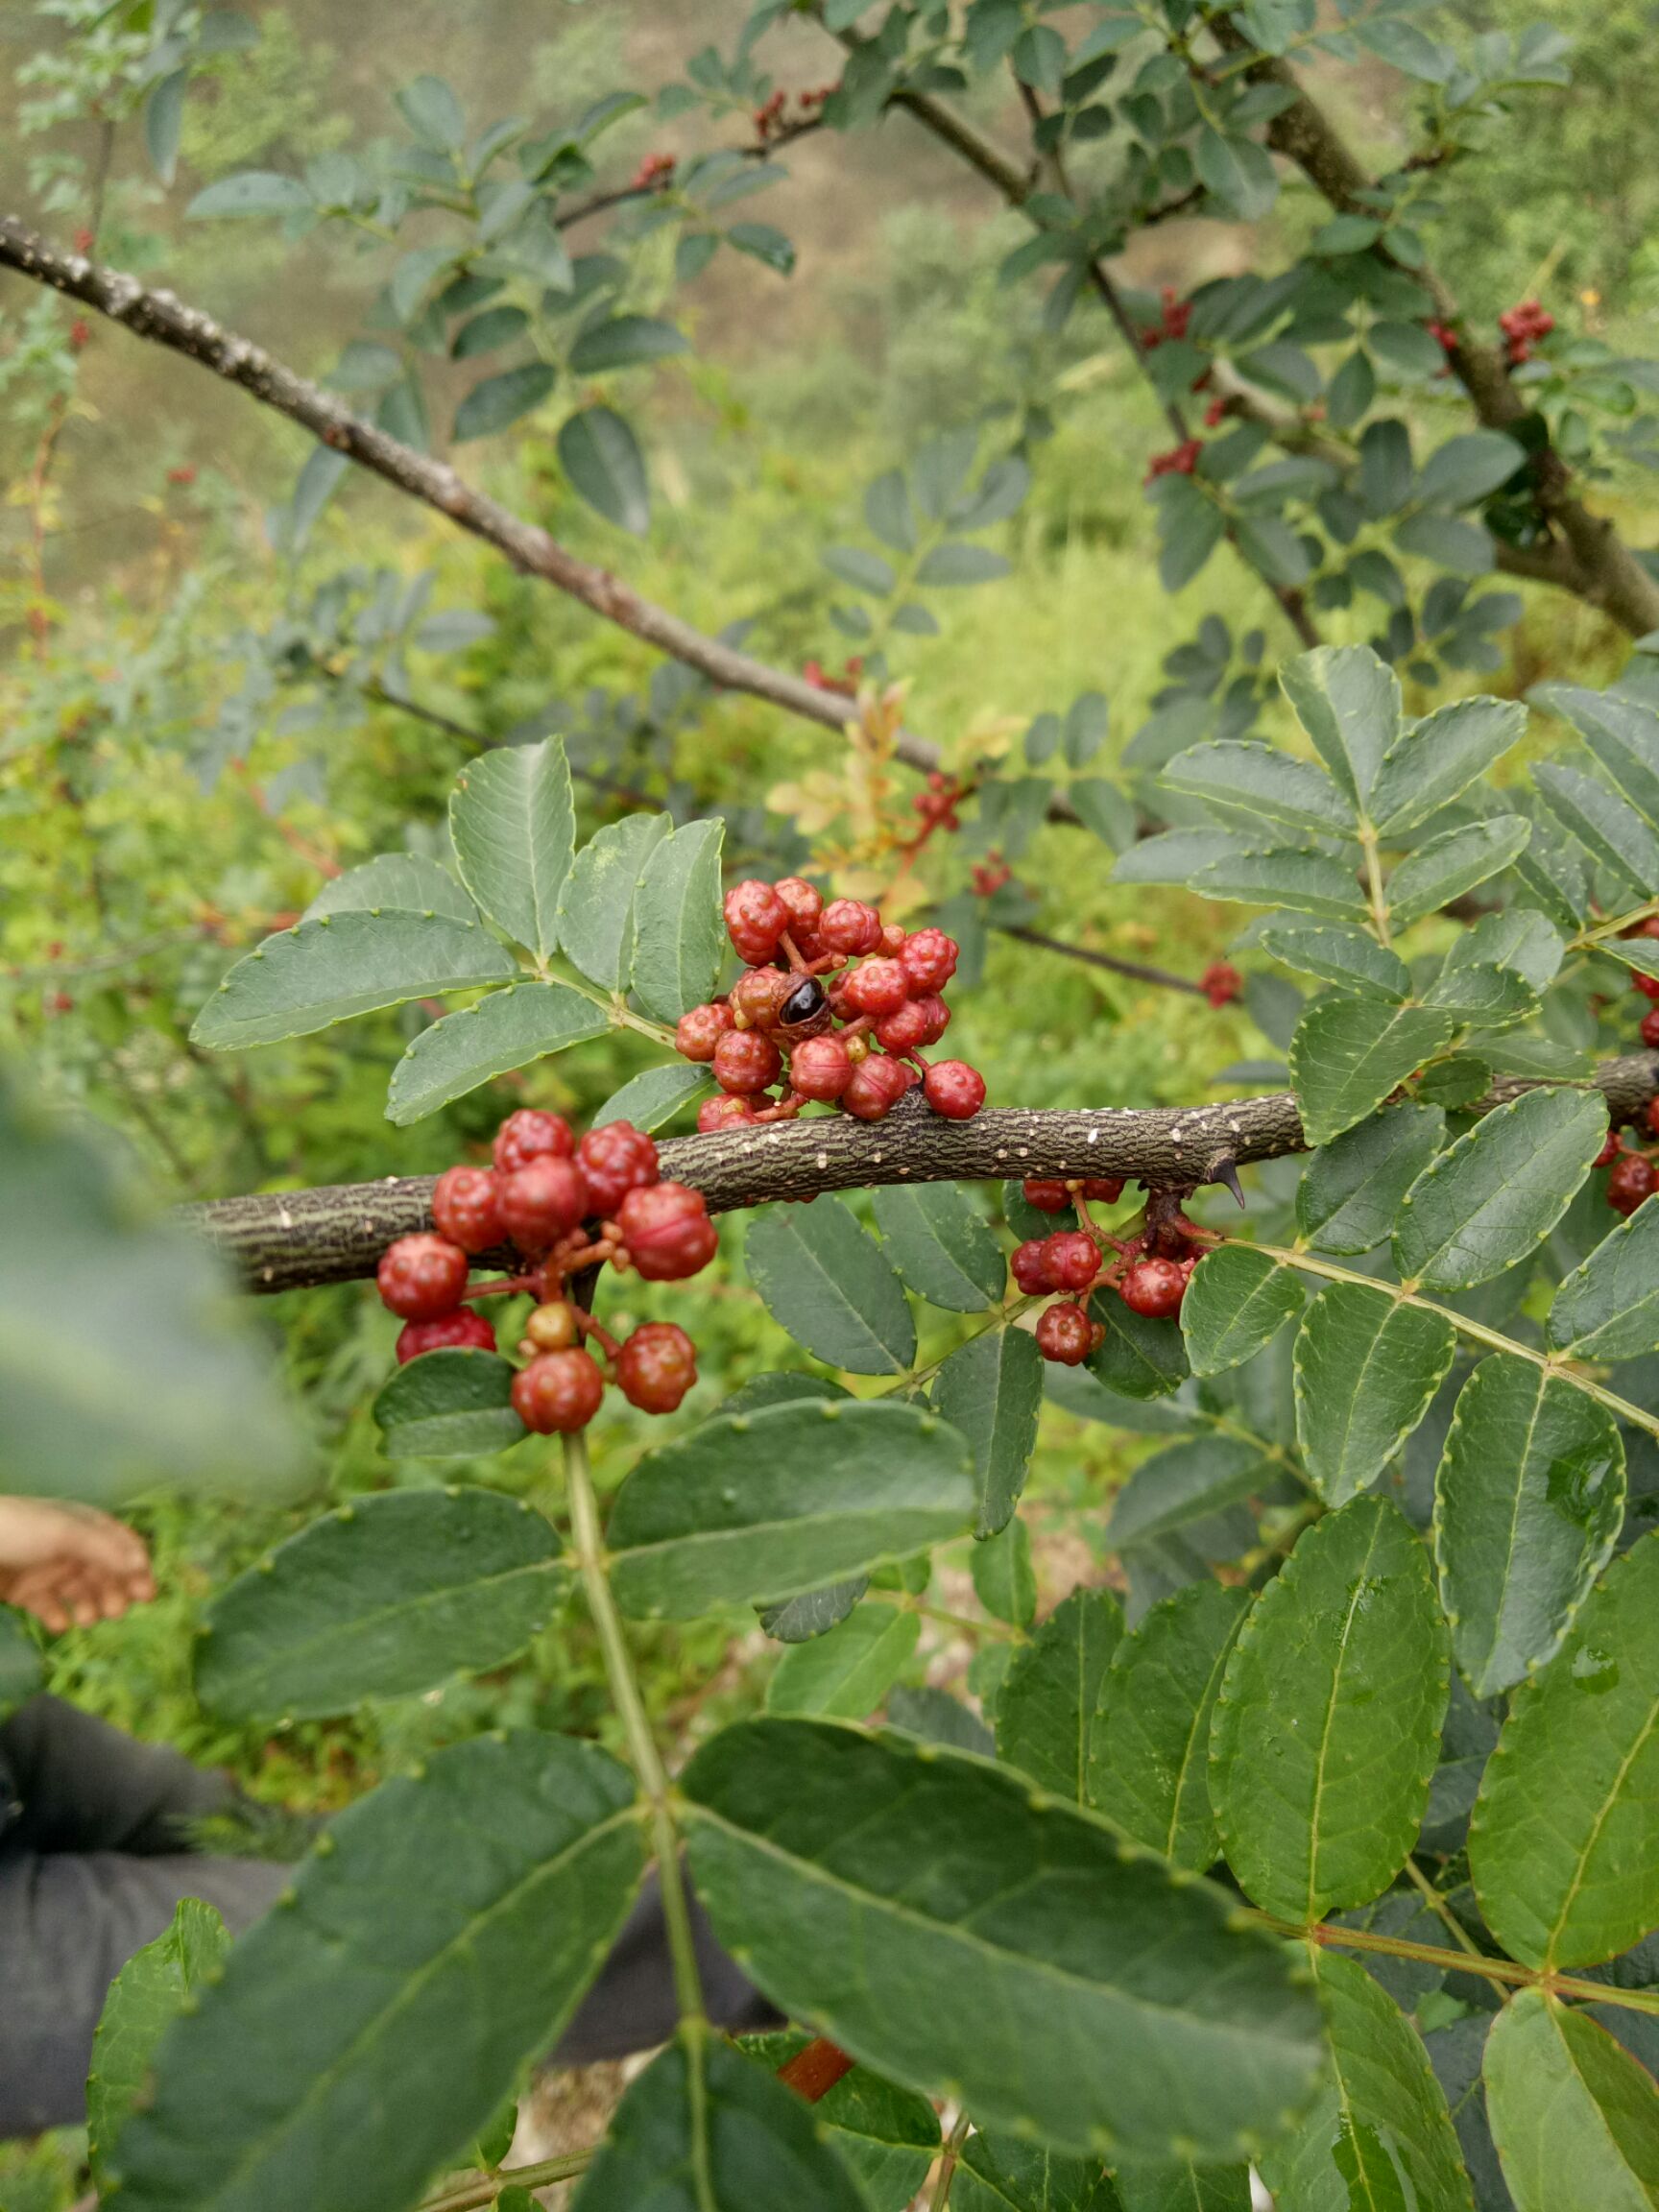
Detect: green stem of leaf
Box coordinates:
(418, 2148, 592, 2212)
(1244, 1910, 1659, 2016)
(927, 2110, 974, 2212)
(1404, 1853, 1484, 1959)
(1358, 822, 1392, 947)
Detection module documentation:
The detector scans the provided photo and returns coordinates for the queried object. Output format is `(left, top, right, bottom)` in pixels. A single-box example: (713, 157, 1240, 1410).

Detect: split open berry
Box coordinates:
(724, 879, 790, 964)
(617, 1322, 698, 1413)
(1011, 1240, 1054, 1295)
(1608, 1154, 1657, 1216)
(493, 1109, 575, 1173)
(1036, 1304, 1095, 1365)
(777, 974, 831, 1037)
(818, 899, 883, 957)
(675, 1002, 734, 1062)
(617, 1182, 718, 1280)
(377, 1234, 470, 1321)
(901, 927, 959, 994)
(874, 999, 929, 1054)
(431, 1165, 505, 1255)
(577, 1121, 659, 1214)
(512, 1348, 606, 1433)
(713, 1028, 783, 1094)
(840, 958, 911, 1019)
(924, 1061, 986, 1119)
(1043, 1231, 1100, 1292)
(523, 1300, 581, 1352)
(1022, 1180, 1070, 1213)
(843, 1053, 912, 1121)
(789, 1033, 854, 1100)
(498, 1157, 590, 1253)
(396, 1309, 496, 1363)
(1120, 1257, 1189, 1318)
(698, 1094, 757, 1132)
(1643, 1009, 1659, 1048)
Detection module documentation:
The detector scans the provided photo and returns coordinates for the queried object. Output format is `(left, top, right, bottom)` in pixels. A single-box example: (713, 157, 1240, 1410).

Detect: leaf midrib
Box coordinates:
(1305, 1512, 1388, 1922)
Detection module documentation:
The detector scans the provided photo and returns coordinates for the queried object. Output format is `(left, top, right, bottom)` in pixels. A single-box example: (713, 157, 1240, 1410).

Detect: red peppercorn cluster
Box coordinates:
(1139, 286, 1191, 350)
(1201, 960, 1242, 1009)
(754, 84, 834, 144)
(1145, 439, 1202, 483)
(971, 853, 1012, 899)
(676, 879, 987, 1131)
(1499, 299, 1554, 367)
(1014, 1174, 1208, 1360)
(630, 152, 676, 193)
(803, 655, 864, 695)
(374, 1106, 717, 1433)
(913, 771, 962, 834)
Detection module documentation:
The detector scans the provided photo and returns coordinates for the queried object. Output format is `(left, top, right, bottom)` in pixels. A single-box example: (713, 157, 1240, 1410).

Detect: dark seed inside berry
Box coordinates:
(780, 975, 827, 1028)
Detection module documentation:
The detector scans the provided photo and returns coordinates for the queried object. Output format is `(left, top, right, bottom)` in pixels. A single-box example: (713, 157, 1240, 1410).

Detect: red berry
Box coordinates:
(773, 878, 824, 938)
(578, 1121, 660, 1214)
(1594, 1134, 1623, 1169)
(1201, 961, 1242, 1009)
(1632, 972, 1659, 1003)
(676, 1002, 734, 1062)
(818, 899, 883, 957)
(724, 879, 789, 963)
(1119, 1258, 1188, 1318)
(840, 958, 911, 1018)
(1081, 1176, 1125, 1204)
(698, 1094, 758, 1132)
(901, 927, 959, 994)
(1036, 1303, 1094, 1365)
(616, 1321, 698, 1414)
(377, 1234, 469, 1321)
(512, 1349, 606, 1433)
(431, 1165, 505, 1255)
(713, 1029, 783, 1094)
(1643, 1010, 1659, 1048)
(731, 967, 796, 1030)
(493, 1109, 575, 1173)
(1608, 1154, 1657, 1216)
(617, 1181, 718, 1280)
(842, 1053, 911, 1121)
(498, 1157, 590, 1252)
(789, 1033, 854, 1100)
(911, 994, 950, 1046)
(524, 1300, 580, 1351)
(1044, 1231, 1100, 1292)
(1012, 1239, 1054, 1295)
(924, 1061, 986, 1119)
(1022, 1179, 1070, 1213)
(395, 1309, 495, 1363)
(874, 999, 929, 1054)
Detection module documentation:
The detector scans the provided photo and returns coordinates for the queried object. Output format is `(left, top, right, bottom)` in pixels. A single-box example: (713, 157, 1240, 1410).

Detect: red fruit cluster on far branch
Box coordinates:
(1145, 440, 1201, 483)
(1499, 298, 1554, 367)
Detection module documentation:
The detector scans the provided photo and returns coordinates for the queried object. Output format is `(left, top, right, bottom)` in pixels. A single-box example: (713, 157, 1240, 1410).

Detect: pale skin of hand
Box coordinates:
(0, 1499, 155, 1633)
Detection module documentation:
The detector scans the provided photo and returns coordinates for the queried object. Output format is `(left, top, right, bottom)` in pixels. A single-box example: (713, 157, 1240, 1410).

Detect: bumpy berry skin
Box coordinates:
(773, 878, 823, 938)
(493, 1109, 575, 1173)
(675, 1002, 734, 1062)
(1044, 1231, 1100, 1292)
(789, 1033, 854, 1100)
(1081, 1176, 1125, 1204)
(713, 1029, 783, 1095)
(840, 958, 910, 1018)
(617, 1322, 698, 1413)
(578, 1121, 660, 1214)
(842, 1053, 911, 1121)
(431, 1165, 505, 1255)
(724, 880, 789, 964)
(1643, 1009, 1659, 1048)
(698, 1094, 757, 1133)
(1120, 1257, 1188, 1318)
(1608, 1153, 1657, 1216)
(924, 1061, 986, 1119)
(378, 1234, 470, 1321)
(818, 899, 883, 957)
(873, 999, 929, 1054)
(901, 927, 959, 995)
(512, 1349, 606, 1433)
(396, 1309, 495, 1363)
(1634, 972, 1659, 1003)
(524, 1300, 580, 1351)
(731, 967, 796, 1030)
(911, 994, 950, 1046)
(1595, 1133, 1623, 1168)
(1022, 1179, 1070, 1214)
(498, 1157, 590, 1252)
(1036, 1304, 1094, 1365)
(1011, 1239, 1054, 1295)
(618, 1182, 718, 1280)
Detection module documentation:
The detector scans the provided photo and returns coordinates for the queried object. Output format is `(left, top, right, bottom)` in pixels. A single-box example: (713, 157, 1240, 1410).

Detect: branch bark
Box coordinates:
(181, 1053, 1659, 1295)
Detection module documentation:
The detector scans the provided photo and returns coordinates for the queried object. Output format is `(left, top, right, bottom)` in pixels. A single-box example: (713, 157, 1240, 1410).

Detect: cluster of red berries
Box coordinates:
(1145, 439, 1202, 483)
(1499, 299, 1554, 367)
(754, 84, 833, 143)
(1011, 1177, 1207, 1363)
(914, 771, 963, 834)
(1202, 394, 1233, 429)
(1140, 287, 1191, 350)
(803, 656, 864, 695)
(971, 854, 1012, 899)
(375, 1108, 720, 1434)
(1201, 960, 1242, 1009)
(630, 152, 676, 193)
(1428, 320, 1458, 358)
(676, 879, 987, 1130)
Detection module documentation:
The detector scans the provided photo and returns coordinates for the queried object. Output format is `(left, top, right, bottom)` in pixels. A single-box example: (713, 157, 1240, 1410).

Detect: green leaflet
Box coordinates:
(1210, 1499, 1450, 1922)
(606, 1398, 976, 1620)
(1106, 1433, 1272, 1549)
(1289, 997, 1456, 1147)
(1181, 1244, 1305, 1375)
(1111, 829, 1253, 888)
(448, 737, 575, 958)
(1088, 1580, 1248, 1870)
(1257, 922, 1411, 1000)
(739, 2031, 940, 2212)
(1469, 1529, 1659, 1969)
(1111, 2164, 1248, 2212)
(1297, 1104, 1447, 1255)
(1280, 644, 1402, 811)
(1482, 1990, 1659, 2212)
(112, 1734, 645, 2212)
(933, 1324, 1044, 1535)
(1535, 760, 1659, 895)
(1385, 817, 1532, 930)
(1393, 1087, 1608, 1292)
(1189, 846, 1368, 922)
(196, 1488, 567, 1721)
(191, 910, 517, 1050)
(302, 851, 477, 924)
(971, 1514, 1038, 1629)
(385, 980, 606, 1123)
(998, 1586, 1125, 1802)
(1087, 1292, 1191, 1400)
(629, 818, 726, 1022)
(555, 812, 671, 993)
(764, 1602, 919, 1719)
(680, 1719, 1326, 2163)
(0, 1603, 40, 1719)
(88, 1898, 230, 2197)
(1535, 682, 1659, 830)
(1257, 1953, 1474, 2212)
(1549, 1197, 1659, 1358)
(372, 1347, 528, 1459)
(1294, 1282, 1455, 1504)
(1440, 907, 1564, 996)
(871, 1182, 1005, 1310)
(1159, 739, 1354, 835)
(1367, 695, 1529, 837)
(955, 2133, 1123, 2211)
(592, 1062, 711, 1134)
(746, 1196, 917, 1375)
(1432, 1356, 1624, 1699)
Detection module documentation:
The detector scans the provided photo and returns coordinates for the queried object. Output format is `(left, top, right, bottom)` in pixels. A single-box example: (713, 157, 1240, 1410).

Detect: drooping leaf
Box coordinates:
(1549, 1198, 1659, 1359)
(593, 1062, 711, 1134)
(1293, 1282, 1455, 1504)
(555, 812, 671, 993)
(386, 981, 607, 1123)
(191, 911, 517, 1049)
(738, 2031, 940, 2212)
(1211, 1499, 1450, 1921)
(113, 1734, 644, 2212)
(681, 1719, 1326, 2162)
(1289, 998, 1456, 1146)
(1534, 761, 1659, 894)
(871, 1183, 1005, 1311)
(998, 1587, 1125, 1802)
(1258, 922, 1411, 1000)
(1106, 1434, 1272, 1549)
(453, 361, 557, 441)
(197, 1488, 566, 1721)
(1181, 1245, 1305, 1375)
(1279, 645, 1402, 810)
(955, 2132, 1123, 2212)
(1088, 1293, 1190, 1400)
(372, 1347, 528, 1460)
(448, 738, 575, 958)
(933, 1325, 1043, 1535)
(1367, 695, 1529, 837)
(765, 1601, 919, 1719)
(1482, 1989, 1659, 2212)
(1393, 1088, 1608, 1292)
(302, 852, 477, 924)
(1297, 1104, 1447, 1255)
(88, 1899, 231, 2197)
(607, 1398, 975, 1620)
(971, 1515, 1038, 1629)
(746, 1197, 916, 1376)
(629, 820, 726, 1023)
(760, 1578, 868, 1645)
(1160, 741, 1353, 835)
(1386, 816, 1533, 930)
(558, 404, 650, 534)
(1433, 1356, 1623, 1698)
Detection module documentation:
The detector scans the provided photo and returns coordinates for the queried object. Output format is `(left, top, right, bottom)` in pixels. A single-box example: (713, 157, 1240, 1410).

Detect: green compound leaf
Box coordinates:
(1087, 1292, 1190, 1401)
(1482, 1989, 1659, 2212)
(1257, 922, 1411, 1000)
(1280, 643, 1402, 811)
(765, 1602, 919, 1719)
(1385, 816, 1532, 930)
(607, 1398, 975, 1621)
(1106, 1434, 1272, 1551)
(1181, 1245, 1305, 1376)
(1549, 1196, 1659, 1359)
(1433, 1356, 1624, 1699)
(372, 1347, 528, 1460)
(112, 1733, 645, 2212)
(555, 812, 671, 994)
(88, 1897, 230, 2197)
(448, 738, 575, 959)
(593, 1062, 711, 1134)
(1210, 1499, 1450, 1922)
(871, 1183, 1005, 1311)
(1535, 760, 1659, 894)
(1111, 2162, 1247, 2212)
(197, 1488, 566, 1721)
(746, 1196, 916, 1376)
(0, 1603, 40, 1719)
(1088, 1580, 1249, 1870)
(1289, 998, 1456, 1147)
(1535, 682, 1659, 831)
(1392, 1087, 1608, 1292)
(1293, 1283, 1455, 1505)
(1189, 847, 1368, 923)
(192, 911, 517, 1050)
(1469, 1528, 1659, 1970)
(1258, 1952, 1473, 2212)
(998, 1586, 1125, 1802)
(739, 2031, 940, 2212)
(1368, 695, 1529, 837)
(629, 819, 726, 1023)
(1297, 1104, 1447, 1256)
(681, 1718, 1326, 2163)
(1160, 740, 1354, 835)
(955, 2133, 1123, 2212)
(302, 852, 477, 925)
(386, 981, 606, 1123)
(933, 1324, 1043, 1536)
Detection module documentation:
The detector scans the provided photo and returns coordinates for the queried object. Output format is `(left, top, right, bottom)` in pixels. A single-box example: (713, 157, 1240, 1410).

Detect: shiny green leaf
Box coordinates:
(1294, 1282, 1455, 1504)
(1160, 742, 1353, 835)
(1280, 645, 1402, 811)
(1534, 683, 1659, 832)
(1297, 1104, 1447, 1255)
(302, 852, 476, 925)
(1368, 695, 1529, 837)
(1258, 923, 1410, 999)
(555, 813, 671, 993)
(1385, 816, 1532, 929)
(1289, 998, 1456, 1146)
(934, 1324, 1043, 1535)
(1087, 1293, 1190, 1400)
(629, 819, 726, 1022)
(1189, 847, 1368, 922)
(1549, 1197, 1659, 1358)
(1482, 1989, 1659, 2212)
(998, 1587, 1125, 1802)
(1393, 1088, 1608, 1291)
(372, 1347, 527, 1460)
(448, 738, 574, 958)
(1535, 762, 1659, 894)
(765, 1602, 919, 1719)
(593, 1062, 711, 1134)
(192, 911, 517, 1049)
(871, 1182, 1004, 1310)
(386, 980, 606, 1123)
(1181, 1245, 1305, 1375)
(747, 1197, 916, 1376)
